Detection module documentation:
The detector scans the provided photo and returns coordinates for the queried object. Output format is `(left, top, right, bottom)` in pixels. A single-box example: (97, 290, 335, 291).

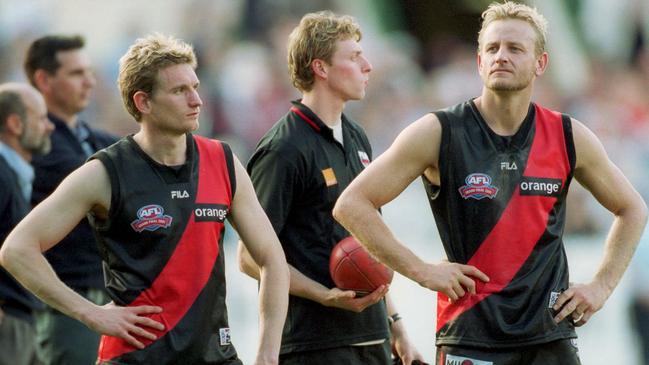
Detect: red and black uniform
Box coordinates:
(425, 101, 579, 362)
(89, 134, 241, 365)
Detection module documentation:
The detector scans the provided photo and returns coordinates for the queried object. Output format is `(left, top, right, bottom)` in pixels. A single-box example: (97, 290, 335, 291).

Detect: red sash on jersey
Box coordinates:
(98, 136, 232, 362)
(436, 105, 571, 332)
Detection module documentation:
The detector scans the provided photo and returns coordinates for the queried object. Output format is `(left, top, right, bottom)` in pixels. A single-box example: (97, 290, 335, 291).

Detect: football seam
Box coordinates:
(335, 256, 376, 291)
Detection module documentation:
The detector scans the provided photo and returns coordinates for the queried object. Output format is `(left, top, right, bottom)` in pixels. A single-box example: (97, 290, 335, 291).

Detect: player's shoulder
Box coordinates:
(567, 117, 600, 148)
(248, 130, 305, 175)
(388, 112, 442, 164)
(261, 117, 320, 155)
(434, 100, 473, 119)
(257, 129, 304, 158)
(95, 135, 130, 155)
(567, 117, 589, 134)
(77, 159, 110, 180)
(405, 112, 442, 137)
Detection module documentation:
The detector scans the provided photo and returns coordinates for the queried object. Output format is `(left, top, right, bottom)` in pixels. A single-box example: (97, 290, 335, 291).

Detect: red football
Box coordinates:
(329, 236, 394, 295)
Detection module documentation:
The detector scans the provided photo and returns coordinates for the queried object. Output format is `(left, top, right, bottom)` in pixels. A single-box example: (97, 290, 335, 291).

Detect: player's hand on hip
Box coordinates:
(552, 281, 609, 326)
(322, 285, 388, 313)
(86, 301, 165, 349)
(420, 262, 489, 302)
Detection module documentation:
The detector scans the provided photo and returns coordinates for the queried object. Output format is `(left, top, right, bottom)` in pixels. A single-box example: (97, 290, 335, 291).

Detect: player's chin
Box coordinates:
(172, 123, 198, 135)
(186, 119, 200, 132)
(349, 91, 365, 101)
(488, 81, 525, 92)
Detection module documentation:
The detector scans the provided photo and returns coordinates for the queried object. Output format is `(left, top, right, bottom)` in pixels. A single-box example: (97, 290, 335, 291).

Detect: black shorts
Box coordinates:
(436, 339, 581, 365)
(279, 341, 391, 365)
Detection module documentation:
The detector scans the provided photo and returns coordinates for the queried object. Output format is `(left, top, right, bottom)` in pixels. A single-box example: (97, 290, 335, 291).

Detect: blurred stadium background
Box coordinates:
(1, 0, 647, 363)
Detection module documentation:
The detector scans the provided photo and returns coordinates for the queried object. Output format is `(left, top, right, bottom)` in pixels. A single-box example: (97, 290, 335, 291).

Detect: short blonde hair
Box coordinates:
(118, 34, 196, 121)
(478, 1, 548, 56)
(287, 11, 362, 92)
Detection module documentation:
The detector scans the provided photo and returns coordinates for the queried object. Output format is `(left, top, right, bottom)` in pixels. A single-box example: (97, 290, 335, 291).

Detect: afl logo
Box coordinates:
(458, 173, 499, 200)
(131, 204, 173, 232)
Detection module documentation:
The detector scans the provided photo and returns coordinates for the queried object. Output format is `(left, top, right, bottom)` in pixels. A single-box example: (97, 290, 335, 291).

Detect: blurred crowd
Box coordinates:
(0, 0, 648, 363)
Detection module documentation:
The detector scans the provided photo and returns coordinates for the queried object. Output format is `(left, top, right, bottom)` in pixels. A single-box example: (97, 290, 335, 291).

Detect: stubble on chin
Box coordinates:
(486, 75, 534, 92)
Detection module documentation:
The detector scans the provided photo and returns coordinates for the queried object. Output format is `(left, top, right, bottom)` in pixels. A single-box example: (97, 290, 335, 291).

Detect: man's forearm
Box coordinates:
(240, 241, 335, 305)
(594, 208, 648, 294)
(0, 240, 96, 323)
(333, 197, 428, 283)
(256, 259, 289, 363)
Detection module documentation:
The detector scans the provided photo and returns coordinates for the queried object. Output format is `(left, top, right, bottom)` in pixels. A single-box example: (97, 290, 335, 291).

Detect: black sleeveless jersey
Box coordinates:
(89, 134, 241, 364)
(424, 100, 578, 348)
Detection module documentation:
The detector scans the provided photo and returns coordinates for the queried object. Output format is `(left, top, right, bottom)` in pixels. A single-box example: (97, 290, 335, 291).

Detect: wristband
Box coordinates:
(388, 312, 402, 327)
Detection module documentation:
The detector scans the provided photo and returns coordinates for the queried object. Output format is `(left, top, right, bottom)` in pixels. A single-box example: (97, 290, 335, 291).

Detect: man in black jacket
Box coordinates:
(24, 34, 118, 365)
(0, 82, 53, 365)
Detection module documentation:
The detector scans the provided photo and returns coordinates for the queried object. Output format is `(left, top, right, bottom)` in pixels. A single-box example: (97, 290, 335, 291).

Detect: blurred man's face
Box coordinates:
(477, 19, 546, 92)
(323, 39, 372, 101)
(46, 49, 96, 115)
(146, 63, 202, 135)
(20, 91, 54, 155)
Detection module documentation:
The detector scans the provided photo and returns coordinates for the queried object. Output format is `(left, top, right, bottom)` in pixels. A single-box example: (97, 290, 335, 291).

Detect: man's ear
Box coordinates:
(33, 69, 51, 94)
(535, 52, 549, 76)
(311, 59, 328, 80)
(133, 91, 151, 116)
(4, 114, 24, 136)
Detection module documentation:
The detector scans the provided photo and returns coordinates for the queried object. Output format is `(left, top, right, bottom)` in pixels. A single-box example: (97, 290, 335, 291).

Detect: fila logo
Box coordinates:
(500, 161, 517, 170)
(171, 190, 189, 199)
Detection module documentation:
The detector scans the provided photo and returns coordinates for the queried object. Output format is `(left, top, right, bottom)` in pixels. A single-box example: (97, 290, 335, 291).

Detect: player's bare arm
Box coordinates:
(334, 113, 489, 302)
(553, 118, 648, 325)
(228, 155, 289, 365)
(237, 239, 387, 313)
(0, 160, 164, 349)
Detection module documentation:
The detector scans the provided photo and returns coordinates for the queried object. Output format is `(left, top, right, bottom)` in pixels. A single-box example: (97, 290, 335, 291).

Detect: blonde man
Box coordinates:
(0, 34, 289, 365)
(238, 11, 424, 365)
(334, 2, 647, 364)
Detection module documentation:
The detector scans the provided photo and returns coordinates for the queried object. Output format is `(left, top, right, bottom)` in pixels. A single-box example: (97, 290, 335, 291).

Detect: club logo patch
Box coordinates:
(458, 173, 499, 200)
(358, 151, 370, 167)
(445, 354, 493, 365)
(322, 168, 337, 187)
(131, 204, 173, 232)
